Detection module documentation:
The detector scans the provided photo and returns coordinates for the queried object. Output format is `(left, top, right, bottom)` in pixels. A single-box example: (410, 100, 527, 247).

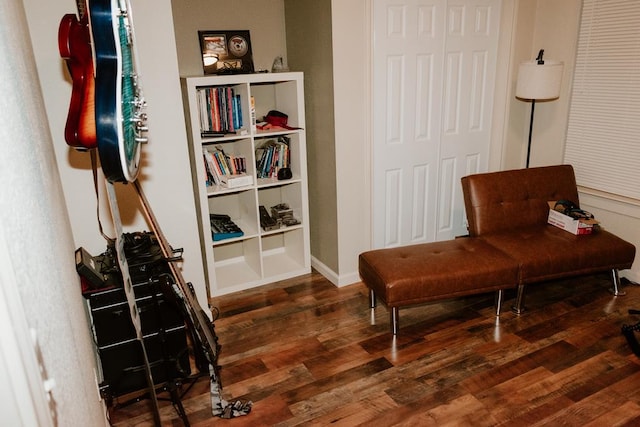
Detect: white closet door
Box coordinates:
(372, 0, 500, 248)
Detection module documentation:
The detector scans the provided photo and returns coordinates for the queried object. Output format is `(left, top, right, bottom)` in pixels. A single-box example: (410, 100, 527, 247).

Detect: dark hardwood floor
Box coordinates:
(109, 271, 640, 426)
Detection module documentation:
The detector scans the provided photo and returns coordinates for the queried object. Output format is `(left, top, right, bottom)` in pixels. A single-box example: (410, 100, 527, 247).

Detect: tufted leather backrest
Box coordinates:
(461, 165, 580, 236)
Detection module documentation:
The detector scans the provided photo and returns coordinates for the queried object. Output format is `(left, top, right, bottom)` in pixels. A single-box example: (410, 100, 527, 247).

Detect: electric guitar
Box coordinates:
(88, 0, 147, 183)
(134, 181, 252, 419)
(58, 0, 97, 150)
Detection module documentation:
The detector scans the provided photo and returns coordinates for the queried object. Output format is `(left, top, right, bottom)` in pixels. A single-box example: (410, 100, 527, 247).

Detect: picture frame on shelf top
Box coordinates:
(198, 30, 254, 75)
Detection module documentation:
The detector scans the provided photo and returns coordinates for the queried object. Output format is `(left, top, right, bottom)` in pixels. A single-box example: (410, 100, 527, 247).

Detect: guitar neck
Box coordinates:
(132, 181, 219, 352)
(76, 0, 87, 17)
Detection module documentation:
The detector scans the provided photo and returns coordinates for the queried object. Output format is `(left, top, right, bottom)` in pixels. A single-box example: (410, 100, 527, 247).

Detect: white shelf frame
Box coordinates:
(181, 72, 311, 297)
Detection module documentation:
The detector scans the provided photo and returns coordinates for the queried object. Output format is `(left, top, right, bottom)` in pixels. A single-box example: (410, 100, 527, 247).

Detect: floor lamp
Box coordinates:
(516, 49, 564, 168)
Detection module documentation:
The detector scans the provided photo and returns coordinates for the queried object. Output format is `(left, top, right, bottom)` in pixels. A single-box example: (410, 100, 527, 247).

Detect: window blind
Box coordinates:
(564, 0, 640, 200)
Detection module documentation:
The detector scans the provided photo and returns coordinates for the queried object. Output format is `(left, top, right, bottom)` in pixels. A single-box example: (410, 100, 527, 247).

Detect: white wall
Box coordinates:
(172, 0, 288, 77)
(527, 0, 581, 168)
(580, 193, 640, 283)
(330, 0, 372, 285)
(1, 0, 107, 424)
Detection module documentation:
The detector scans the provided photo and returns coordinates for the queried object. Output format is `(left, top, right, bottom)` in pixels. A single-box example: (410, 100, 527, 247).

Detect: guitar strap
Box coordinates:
(90, 149, 112, 242)
(132, 180, 252, 419)
(104, 181, 163, 426)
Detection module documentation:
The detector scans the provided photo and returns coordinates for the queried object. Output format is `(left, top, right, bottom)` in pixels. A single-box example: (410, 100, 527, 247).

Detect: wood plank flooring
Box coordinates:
(109, 271, 640, 426)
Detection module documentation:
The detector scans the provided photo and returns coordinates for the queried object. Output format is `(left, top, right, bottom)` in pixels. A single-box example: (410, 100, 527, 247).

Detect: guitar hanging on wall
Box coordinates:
(88, 0, 147, 183)
(58, 0, 97, 150)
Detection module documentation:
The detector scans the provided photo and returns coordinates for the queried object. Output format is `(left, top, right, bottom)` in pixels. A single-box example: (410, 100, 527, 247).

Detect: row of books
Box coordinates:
(197, 86, 243, 136)
(255, 137, 290, 179)
(203, 148, 252, 188)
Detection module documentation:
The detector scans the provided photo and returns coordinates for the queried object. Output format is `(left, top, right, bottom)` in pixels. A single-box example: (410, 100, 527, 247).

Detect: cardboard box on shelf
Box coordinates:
(547, 201, 599, 235)
(219, 173, 253, 188)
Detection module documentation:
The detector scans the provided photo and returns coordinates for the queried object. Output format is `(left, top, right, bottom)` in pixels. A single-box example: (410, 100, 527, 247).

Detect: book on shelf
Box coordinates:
(202, 147, 251, 188)
(250, 96, 256, 132)
(197, 86, 243, 136)
(255, 136, 290, 179)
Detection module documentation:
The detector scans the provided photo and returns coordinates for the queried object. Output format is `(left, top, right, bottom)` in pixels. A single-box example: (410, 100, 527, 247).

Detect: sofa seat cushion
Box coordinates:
(482, 226, 636, 284)
(358, 238, 520, 307)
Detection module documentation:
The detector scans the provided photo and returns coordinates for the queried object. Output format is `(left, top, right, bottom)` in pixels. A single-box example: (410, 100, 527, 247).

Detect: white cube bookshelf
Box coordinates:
(181, 72, 311, 296)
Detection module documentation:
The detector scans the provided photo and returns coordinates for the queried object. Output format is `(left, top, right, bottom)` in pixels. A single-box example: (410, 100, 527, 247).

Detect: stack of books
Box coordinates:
(197, 86, 243, 136)
(203, 147, 253, 188)
(255, 136, 290, 179)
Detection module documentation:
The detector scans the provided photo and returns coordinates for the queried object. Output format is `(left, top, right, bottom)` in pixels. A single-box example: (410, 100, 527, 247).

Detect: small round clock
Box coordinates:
(228, 35, 249, 57)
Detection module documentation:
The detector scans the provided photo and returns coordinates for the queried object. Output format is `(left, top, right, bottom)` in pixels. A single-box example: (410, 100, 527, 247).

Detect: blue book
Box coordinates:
(236, 94, 243, 128)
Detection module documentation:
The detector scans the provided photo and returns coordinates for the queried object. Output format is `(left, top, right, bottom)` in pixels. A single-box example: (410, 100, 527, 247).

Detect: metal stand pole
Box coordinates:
(526, 99, 536, 168)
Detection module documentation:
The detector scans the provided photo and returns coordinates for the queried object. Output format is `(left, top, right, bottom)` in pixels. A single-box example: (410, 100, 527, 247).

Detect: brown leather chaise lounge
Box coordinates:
(359, 165, 636, 335)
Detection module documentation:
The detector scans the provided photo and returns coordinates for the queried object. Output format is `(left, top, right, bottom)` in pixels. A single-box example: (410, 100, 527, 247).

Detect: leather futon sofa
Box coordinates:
(359, 165, 636, 334)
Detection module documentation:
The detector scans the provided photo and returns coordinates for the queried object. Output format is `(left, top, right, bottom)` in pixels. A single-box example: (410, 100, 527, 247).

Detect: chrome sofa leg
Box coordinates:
(495, 289, 504, 316)
(369, 289, 377, 308)
(610, 268, 626, 296)
(512, 284, 526, 315)
(391, 307, 399, 335)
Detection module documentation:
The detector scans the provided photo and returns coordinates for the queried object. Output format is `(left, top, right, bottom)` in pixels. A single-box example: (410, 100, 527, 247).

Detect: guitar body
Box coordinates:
(89, 0, 145, 183)
(58, 9, 97, 149)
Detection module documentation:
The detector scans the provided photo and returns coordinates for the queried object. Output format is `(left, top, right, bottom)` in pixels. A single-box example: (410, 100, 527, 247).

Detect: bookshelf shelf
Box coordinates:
(181, 72, 310, 296)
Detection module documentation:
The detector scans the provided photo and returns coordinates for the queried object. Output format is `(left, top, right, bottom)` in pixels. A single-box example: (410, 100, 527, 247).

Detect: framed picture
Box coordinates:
(199, 30, 255, 75)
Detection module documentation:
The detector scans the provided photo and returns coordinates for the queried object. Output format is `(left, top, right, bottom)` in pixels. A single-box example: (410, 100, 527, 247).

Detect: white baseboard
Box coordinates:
(311, 256, 361, 287)
(622, 269, 640, 285)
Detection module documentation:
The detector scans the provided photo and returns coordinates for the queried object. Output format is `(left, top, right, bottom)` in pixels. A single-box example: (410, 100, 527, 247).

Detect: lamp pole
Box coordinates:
(526, 50, 545, 168)
(526, 99, 536, 168)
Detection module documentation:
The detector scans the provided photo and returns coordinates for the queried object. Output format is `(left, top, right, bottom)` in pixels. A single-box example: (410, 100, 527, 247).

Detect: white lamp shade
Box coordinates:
(516, 61, 564, 100)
